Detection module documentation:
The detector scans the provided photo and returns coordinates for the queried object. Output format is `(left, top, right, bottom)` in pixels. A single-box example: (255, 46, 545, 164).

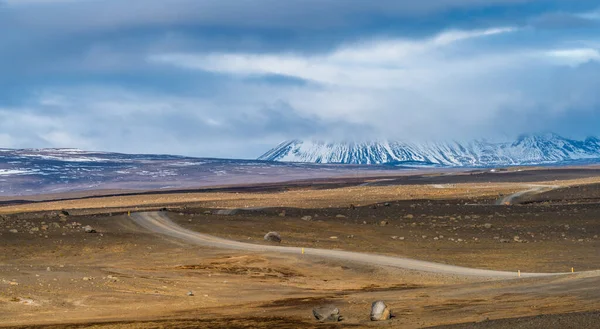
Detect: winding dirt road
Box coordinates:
(132, 212, 572, 279)
(496, 184, 560, 205)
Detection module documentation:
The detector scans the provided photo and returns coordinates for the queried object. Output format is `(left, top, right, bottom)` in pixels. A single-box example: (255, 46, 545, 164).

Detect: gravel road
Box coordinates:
(132, 212, 573, 278)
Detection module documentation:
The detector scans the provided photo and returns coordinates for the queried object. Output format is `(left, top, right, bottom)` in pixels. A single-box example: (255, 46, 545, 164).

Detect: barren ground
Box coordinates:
(1, 168, 600, 328)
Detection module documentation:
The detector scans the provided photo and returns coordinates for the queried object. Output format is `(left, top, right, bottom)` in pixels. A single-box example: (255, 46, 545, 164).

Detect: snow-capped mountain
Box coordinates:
(258, 134, 600, 167)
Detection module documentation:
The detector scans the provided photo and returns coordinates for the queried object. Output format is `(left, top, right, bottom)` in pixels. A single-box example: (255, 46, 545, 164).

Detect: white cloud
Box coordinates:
(149, 27, 517, 90)
(545, 48, 600, 65)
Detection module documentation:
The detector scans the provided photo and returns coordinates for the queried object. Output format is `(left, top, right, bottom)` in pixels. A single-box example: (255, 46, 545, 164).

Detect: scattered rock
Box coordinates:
(187, 291, 194, 296)
(379, 220, 388, 227)
(264, 231, 281, 243)
(8, 229, 18, 234)
(404, 214, 414, 219)
(483, 223, 493, 229)
(335, 214, 347, 218)
(313, 305, 343, 322)
(500, 239, 510, 243)
(384, 203, 391, 207)
(391, 236, 398, 240)
(370, 301, 393, 321)
(329, 236, 338, 239)
(278, 210, 286, 217)
(203, 211, 212, 215)
(301, 216, 313, 221)
(83, 225, 97, 233)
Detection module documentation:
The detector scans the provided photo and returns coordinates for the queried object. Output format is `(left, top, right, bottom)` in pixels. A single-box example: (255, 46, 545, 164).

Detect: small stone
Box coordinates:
(404, 214, 414, 219)
(8, 229, 18, 234)
(391, 236, 398, 240)
(335, 214, 347, 218)
(301, 216, 313, 221)
(187, 291, 194, 296)
(379, 220, 388, 227)
(483, 223, 493, 229)
(384, 203, 391, 207)
(313, 305, 343, 322)
(83, 225, 97, 233)
(329, 236, 338, 239)
(278, 211, 286, 217)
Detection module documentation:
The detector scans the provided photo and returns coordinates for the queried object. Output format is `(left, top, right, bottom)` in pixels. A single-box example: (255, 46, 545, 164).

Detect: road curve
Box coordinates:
(496, 184, 560, 205)
(132, 212, 569, 279)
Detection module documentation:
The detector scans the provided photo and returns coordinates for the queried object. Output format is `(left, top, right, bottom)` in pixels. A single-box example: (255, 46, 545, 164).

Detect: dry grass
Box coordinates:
(3, 177, 600, 215)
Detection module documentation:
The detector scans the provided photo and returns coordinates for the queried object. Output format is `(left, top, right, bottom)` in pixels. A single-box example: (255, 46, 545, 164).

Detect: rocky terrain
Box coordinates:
(1, 168, 600, 328)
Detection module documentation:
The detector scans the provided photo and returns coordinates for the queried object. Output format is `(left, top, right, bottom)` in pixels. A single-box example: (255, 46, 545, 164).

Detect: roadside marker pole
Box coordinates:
(302, 248, 305, 255)
(572, 267, 574, 273)
(128, 211, 131, 217)
(518, 270, 521, 277)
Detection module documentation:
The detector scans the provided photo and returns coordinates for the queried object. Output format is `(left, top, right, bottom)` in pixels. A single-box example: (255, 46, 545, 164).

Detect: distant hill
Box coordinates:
(259, 134, 600, 166)
(0, 148, 404, 197)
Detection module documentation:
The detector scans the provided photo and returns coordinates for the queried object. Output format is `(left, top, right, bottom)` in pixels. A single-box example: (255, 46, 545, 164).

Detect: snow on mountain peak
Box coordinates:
(258, 135, 600, 167)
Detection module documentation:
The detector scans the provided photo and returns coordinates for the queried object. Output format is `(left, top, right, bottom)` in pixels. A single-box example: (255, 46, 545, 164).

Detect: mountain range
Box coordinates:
(259, 134, 600, 167)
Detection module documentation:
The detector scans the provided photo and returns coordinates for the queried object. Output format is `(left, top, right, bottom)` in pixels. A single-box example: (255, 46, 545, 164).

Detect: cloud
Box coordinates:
(0, 1, 599, 157)
(149, 27, 517, 89)
(545, 48, 600, 65)
(0, 86, 373, 157)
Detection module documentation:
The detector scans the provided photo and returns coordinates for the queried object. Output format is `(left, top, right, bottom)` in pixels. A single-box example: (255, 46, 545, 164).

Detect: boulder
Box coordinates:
(370, 300, 393, 321)
(313, 305, 343, 322)
(264, 232, 281, 243)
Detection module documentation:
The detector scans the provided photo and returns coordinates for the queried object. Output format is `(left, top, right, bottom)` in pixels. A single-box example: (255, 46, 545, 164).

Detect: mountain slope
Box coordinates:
(258, 134, 600, 166)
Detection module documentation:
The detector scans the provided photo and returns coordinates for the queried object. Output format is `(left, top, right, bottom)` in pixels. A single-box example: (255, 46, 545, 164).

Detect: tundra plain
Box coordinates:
(1, 168, 600, 328)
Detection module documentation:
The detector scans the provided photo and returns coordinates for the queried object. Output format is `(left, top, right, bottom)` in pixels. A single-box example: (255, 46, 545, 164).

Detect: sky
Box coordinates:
(1, 0, 599, 158)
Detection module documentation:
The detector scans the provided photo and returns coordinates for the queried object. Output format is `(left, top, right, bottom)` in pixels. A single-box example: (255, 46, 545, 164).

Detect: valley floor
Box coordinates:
(1, 167, 600, 328)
